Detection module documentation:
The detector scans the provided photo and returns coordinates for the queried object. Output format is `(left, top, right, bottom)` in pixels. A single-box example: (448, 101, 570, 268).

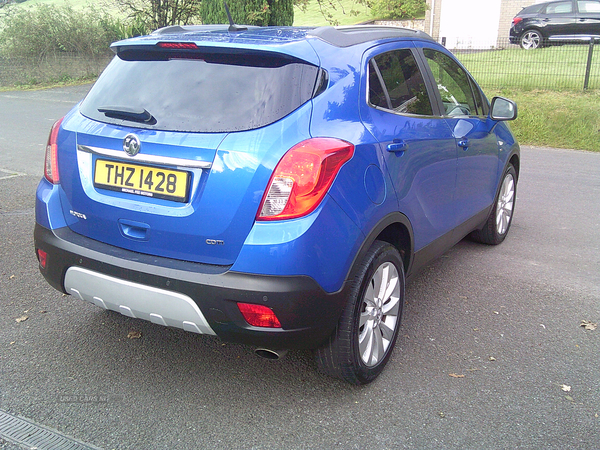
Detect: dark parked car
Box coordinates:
(510, 0, 600, 49)
(35, 25, 519, 385)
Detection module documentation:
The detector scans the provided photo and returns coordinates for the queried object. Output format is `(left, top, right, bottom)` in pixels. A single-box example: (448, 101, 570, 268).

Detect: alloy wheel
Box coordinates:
(358, 261, 401, 367)
(521, 31, 541, 49)
(496, 172, 515, 235)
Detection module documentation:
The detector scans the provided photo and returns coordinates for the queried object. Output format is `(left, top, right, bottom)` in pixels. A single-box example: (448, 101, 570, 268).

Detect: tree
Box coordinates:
(371, 0, 428, 20)
(115, 0, 202, 30)
(201, 0, 294, 26)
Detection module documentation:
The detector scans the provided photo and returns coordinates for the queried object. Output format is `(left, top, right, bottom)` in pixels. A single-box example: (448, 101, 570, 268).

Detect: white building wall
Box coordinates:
(438, 0, 503, 48)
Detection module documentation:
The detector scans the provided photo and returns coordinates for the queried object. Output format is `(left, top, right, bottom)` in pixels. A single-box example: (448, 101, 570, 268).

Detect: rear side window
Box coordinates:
(521, 4, 544, 13)
(545, 1, 573, 13)
(80, 49, 319, 133)
(368, 49, 433, 116)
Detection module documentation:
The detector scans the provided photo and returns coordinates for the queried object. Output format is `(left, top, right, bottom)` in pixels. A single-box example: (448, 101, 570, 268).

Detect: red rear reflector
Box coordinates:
(44, 117, 64, 184)
(237, 303, 282, 328)
(157, 42, 199, 49)
(37, 249, 47, 269)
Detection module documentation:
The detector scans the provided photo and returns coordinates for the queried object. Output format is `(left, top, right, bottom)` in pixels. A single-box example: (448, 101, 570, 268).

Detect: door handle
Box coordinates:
(387, 140, 408, 153)
(458, 139, 469, 149)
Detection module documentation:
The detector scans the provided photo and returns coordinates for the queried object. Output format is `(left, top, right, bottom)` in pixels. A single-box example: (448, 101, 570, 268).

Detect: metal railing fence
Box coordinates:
(0, 38, 598, 91)
(0, 52, 112, 88)
(443, 37, 600, 91)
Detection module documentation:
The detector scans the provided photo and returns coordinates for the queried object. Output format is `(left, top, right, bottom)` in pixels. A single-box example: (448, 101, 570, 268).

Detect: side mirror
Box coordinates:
(490, 97, 518, 121)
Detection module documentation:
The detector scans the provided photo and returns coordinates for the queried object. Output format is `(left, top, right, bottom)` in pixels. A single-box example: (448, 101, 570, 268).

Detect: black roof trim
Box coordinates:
(308, 26, 434, 47)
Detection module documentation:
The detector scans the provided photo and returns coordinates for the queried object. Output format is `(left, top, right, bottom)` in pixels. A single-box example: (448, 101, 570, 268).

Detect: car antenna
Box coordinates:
(224, 2, 247, 32)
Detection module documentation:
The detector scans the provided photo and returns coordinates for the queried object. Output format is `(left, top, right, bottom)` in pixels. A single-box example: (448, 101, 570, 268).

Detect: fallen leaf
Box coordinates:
(489, 356, 496, 361)
(15, 316, 28, 323)
(127, 331, 142, 339)
(565, 395, 574, 402)
(449, 373, 465, 378)
(580, 320, 597, 331)
(438, 412, 446, 418)
(561, 384, 571, 392)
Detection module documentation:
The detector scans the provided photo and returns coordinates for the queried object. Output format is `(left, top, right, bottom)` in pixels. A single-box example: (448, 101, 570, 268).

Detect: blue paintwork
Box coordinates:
(36, 26, 520, 295)
(36, 180, 67, 230)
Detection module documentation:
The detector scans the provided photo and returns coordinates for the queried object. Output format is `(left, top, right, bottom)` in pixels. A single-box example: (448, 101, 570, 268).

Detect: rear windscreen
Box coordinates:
(79, 49, 319, 133)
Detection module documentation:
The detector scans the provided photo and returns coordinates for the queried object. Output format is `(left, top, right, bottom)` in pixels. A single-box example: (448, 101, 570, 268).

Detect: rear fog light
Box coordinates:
(237, 303, 282, 328)
(37, 249, 47, 269)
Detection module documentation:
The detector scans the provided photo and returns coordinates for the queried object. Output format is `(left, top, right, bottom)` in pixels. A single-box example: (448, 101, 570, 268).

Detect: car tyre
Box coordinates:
(520, 30, 543, 49)
(471, 165, 517, 245)
(315, 240, 405, 385)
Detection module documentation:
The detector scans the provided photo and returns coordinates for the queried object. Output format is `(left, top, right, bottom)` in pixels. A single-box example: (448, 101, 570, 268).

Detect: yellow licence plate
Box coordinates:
(94, 159, 190, 203)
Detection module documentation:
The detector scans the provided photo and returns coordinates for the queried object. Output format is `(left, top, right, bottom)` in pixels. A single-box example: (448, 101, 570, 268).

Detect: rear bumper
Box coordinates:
(509, 28, 520, 44)
(34, 224, 348, 349)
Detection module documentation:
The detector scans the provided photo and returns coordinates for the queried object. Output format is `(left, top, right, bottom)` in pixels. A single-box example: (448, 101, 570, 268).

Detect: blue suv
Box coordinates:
(35, 25, 519, 384)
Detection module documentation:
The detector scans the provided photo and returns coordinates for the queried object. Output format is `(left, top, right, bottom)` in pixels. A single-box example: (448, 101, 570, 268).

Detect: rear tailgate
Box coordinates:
(56, 43, 319, 265)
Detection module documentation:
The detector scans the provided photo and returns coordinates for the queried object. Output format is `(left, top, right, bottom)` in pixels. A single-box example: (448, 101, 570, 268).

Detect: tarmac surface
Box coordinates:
(0, 85, 599, 449)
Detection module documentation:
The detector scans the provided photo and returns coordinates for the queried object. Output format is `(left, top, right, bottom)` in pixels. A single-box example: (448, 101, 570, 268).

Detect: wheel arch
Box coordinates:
(521, 27, 544, 38)
(509, 153, 520, 181)
(347, 212, 414, 283)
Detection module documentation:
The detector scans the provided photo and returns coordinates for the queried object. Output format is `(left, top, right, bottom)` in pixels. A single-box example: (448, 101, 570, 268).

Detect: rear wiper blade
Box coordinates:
(98, 106, 157, 125)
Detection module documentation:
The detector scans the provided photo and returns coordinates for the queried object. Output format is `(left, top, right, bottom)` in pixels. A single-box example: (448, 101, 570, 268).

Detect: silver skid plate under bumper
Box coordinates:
(64, 266, 215, 335)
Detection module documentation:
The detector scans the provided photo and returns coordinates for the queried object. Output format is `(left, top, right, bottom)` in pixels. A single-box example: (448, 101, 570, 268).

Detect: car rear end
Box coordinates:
(34, 27, 361, 349)
(509, 3, 546, 44)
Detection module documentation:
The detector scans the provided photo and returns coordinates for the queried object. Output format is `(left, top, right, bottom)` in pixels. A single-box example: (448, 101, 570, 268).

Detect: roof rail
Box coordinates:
(308, 25, 433, 47)
(152, 24, 259, 35)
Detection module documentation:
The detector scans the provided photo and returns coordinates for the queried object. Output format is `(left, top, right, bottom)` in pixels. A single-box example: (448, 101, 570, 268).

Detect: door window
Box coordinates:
(578, 1, 600, 12)
(423, 48, 481, 117)
(368, 49, 433, 116)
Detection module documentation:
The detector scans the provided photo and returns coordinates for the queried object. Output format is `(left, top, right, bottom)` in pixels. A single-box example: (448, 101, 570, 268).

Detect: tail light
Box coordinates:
(512, 17, 523, 26)
(238, 303, 282, 328)
(44, 117, 64, 184)
(257, 138, 354, 221)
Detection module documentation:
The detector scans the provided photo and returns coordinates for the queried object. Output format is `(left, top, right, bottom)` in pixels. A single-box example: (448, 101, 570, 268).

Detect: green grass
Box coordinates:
(487, 88, 600, 152)
(457, 45, 600, 91)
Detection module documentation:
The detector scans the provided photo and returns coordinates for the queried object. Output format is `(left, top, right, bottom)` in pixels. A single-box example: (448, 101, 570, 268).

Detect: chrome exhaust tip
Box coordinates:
(254, 348, 288, 360)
